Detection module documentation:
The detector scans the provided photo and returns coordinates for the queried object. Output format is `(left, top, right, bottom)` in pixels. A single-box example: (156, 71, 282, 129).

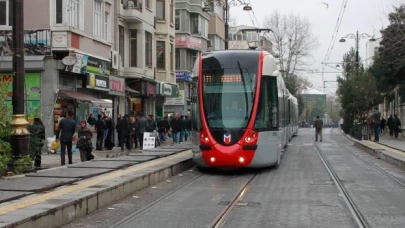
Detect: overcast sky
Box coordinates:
(230, 0, 400, 95)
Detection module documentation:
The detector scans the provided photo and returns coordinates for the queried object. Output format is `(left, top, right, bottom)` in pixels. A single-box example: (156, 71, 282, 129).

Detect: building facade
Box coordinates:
(0, 0, 121, 141)
(365, 37, 382, 69)
(229, 25, 273, 52)
(118, 0, 177, 120)
(170, 0, 225, 116)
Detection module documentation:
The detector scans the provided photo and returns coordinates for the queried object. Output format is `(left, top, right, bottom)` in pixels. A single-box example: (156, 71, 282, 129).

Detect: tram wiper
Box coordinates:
(238, 61, 249, 118)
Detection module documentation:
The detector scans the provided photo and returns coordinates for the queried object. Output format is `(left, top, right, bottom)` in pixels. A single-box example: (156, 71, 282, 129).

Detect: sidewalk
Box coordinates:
(40, 139, 175, 169)
(0, 142, 192, 228)
(376, 133, 405, 152)
(341, 130, 405, 170)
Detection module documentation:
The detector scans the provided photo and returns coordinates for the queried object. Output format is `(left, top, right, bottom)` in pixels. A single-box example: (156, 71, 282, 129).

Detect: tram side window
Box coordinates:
(254, 77, 278, 131)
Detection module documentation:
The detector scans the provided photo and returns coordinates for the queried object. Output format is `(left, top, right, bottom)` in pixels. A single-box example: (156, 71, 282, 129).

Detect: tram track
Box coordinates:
(209, 174, 257, 228)
(313, 138, 370, 228)
(329, 129, 405, 188)
(111, 173, 205, 228)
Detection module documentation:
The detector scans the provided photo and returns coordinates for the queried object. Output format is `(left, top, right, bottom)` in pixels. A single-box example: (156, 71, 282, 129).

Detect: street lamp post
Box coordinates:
(8, 0, 30, 170)
(204, 0, 252, 50)
(339, 31, 376, 74)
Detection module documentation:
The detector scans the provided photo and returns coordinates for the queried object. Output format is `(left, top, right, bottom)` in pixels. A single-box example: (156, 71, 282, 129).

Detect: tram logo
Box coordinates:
(223, 133, 231, 144)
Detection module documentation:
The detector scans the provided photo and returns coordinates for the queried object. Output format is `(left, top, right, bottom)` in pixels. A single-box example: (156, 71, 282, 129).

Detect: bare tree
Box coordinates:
(263, 10, 319, 77)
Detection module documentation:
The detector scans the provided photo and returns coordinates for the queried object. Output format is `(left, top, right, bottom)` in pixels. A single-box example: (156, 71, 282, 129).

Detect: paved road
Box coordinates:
(63, 128, 405, 228)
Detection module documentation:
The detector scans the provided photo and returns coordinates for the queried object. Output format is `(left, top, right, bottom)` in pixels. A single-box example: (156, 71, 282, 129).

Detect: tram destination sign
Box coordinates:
(204, 74, 242, 83)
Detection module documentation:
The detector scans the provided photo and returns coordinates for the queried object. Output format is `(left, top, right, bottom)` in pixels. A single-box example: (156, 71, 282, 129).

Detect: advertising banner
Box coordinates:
(0, 73, 41, 123)
(87, 74, 109, 91)
(164, 90, 185, 105)
(0, 30, 51, 56)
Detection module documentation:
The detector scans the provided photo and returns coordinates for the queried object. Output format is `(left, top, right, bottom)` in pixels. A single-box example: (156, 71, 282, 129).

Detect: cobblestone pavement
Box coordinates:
(62, 128, 405, 228)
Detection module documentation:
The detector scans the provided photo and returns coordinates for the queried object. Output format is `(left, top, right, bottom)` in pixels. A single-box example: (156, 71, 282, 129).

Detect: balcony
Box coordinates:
(120, 0, 144, 23)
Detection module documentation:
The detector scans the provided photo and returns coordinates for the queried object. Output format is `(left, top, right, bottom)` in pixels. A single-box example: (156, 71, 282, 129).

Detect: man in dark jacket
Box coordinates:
(94, 114, 106, 150)
(314, 116, 323, 142)
(135, 113, 148, 150)
(56, 111, 76, 165)
(117, 114, 132, 152)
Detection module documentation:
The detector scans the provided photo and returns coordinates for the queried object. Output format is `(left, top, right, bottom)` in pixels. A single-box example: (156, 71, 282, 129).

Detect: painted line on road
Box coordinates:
(0, 150, 192, 216)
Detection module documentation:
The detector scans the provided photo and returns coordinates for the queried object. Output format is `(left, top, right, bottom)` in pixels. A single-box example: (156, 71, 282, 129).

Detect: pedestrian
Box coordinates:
(117, 114, 132, 152)
(388, 114, 394, 136)
(56, 111, 76, 165)
(369, 107, 381, 142)
(116, 114, 122, 147)
(77, 120, 94, 162)
(135, 113, 148, 150)
(314, 115, 323, 142)
(170, 114, 182, 144)
(381, 117, 386, 134)
(94, 114, 106, 150)
(393, 114, 401, 138)
(28, 118, 45, 168)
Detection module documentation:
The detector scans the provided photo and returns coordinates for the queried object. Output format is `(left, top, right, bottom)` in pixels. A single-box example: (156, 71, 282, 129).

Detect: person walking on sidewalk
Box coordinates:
(370, 107, 381, 142)
(56, 111, 76, 165)
(388, 114, 394, 137)
(135, 113, 148, 150)
(77, 120, 94, 162)
(314, 116, 323, 142)
(94, 114, 106, 150)
(117, 114, 132, 152)
(393, 114, 401, 138)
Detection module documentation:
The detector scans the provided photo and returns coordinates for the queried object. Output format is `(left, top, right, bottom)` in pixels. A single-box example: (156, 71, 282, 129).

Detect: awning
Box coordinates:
(125, 86, 139, 94)
(59, 90, 111, 104)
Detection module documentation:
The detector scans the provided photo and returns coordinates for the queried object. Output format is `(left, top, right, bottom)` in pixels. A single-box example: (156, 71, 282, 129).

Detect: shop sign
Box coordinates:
(62, 56, 77, 66)
(147, 82, 156, 96)
(87, 74, 109, 91)
(0, 30, 51, 56)
(65, 53, 87, 74)
(160, 83, 178, 97)
(52, 31, 68, 48)
(175, 35, 202, 51)
(164, 90, 185, 106)
(109, 76, 125, 96)
(85, 56, 111, 76)
(176, 71, 192, 82)
(162, 84, 172, 96)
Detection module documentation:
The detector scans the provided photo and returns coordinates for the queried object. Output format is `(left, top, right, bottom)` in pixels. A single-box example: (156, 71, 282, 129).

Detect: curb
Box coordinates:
(0, 152, 193, 228)
(339, 129, 405, 171)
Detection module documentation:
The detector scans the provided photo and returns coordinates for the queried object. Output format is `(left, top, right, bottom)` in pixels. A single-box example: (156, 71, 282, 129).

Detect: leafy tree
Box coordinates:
(337, 48, 380, 133)
(373, 4, 405, 89)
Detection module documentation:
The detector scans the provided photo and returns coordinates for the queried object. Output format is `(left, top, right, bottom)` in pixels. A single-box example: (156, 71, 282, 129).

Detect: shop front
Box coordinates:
(127, 79, 157, 117)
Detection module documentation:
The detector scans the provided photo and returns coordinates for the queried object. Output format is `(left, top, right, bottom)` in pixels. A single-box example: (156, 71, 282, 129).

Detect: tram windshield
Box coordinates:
(202, 53, 259, 129)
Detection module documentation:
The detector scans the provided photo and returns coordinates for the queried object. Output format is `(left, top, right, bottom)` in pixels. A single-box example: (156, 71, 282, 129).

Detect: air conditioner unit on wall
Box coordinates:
(111, 51, 119, 70)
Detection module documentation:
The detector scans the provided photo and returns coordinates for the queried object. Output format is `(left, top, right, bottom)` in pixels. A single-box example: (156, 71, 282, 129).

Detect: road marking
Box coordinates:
(0, 151, 192, 216)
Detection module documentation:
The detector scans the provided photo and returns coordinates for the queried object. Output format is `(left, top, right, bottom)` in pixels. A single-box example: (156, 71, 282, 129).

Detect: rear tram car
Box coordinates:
(190, 50, 299, 168)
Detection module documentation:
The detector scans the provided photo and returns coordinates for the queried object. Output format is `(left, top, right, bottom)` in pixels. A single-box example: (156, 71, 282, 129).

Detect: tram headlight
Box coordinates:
(244, 130, 258, 144)
(210, 157, 215, 162)
(239, 157, 245, 163)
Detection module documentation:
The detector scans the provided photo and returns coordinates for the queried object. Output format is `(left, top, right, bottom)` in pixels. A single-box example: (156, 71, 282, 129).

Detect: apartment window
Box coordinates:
(145, 0, 150, 9)
(157, 41, 165, 70)
(93, 0, 102, 36)
(104, 12, 110, 41)
(156, 0, 165, 20)
(119, 26, 124, 67)
(67, 0, 80, 28)
(145, 31, 152, 67)
(190, 14, 199, 34)
(175, 10, 180, 30)
(55, 0, 63, 24)
(175, 49, 180, 70)
(130, 30, 138, 67)
(170, 0, 174, 23)
(0, 0, 7, 26)
(170, 43, 174, 71)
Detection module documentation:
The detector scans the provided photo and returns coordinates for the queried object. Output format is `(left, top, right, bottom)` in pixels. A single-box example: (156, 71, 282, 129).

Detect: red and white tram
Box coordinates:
(190, 50, 299, 168)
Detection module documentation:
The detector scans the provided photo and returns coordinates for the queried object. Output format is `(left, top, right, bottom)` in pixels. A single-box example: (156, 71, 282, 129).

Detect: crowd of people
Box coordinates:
(365, 108, 402, 142)
(56, 111, 192, 166)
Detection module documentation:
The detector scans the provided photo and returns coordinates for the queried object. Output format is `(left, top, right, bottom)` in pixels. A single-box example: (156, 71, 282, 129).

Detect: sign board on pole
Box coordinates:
(143, 132, 156, 149)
